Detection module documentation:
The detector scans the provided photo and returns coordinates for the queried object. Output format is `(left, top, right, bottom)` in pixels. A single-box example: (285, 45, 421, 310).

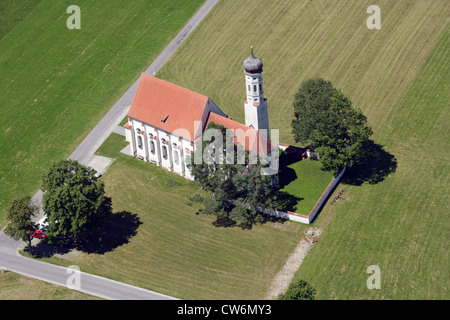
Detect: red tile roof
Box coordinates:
(206, 113, 272, 155)
(127, 74, 275, 156)
(128, 74, 208, 139)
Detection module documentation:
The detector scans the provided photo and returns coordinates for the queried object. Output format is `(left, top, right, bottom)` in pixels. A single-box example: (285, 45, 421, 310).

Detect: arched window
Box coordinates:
(137, 136, 143, 149)
(162, 146, 168, 160)
(150, 141, 155, 154)
(174, 150, 179, 165)
(254, 85, 257, 92)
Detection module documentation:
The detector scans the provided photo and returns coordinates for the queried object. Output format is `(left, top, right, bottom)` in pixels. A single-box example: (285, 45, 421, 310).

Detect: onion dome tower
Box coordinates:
(243, 47, 269, 139)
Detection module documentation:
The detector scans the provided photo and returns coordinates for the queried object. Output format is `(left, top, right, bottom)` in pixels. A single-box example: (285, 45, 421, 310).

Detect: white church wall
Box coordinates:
(126, 118, 197, 179)
(132, 120, 147, 160)
(146, 125, 161, 166)
(244, 101, 260, 129)
(157, 129, 172, 171)
(257, 101, 269, 135)
(171, 139, 184, 175)
(182, 139, 194, 180)
(124, 126, 133, 153)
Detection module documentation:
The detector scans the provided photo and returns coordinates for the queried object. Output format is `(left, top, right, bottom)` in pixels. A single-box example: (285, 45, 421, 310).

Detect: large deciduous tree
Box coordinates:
(189, 123, 278, 228)
(4, 196, 38, 252)
(41, 160, 111, 244)
(291, 78, 373, 171)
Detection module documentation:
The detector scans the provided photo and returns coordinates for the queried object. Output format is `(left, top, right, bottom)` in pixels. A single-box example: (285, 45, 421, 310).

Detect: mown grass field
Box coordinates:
(0, 0, 206, 228)
(37, 133, 304, 300)
(0, 0, 42, 40)
(3, 0, 448, 300)
(0, 270, 99, 300)
(156, 0, 449, 299)
(296, 27, 449, 300)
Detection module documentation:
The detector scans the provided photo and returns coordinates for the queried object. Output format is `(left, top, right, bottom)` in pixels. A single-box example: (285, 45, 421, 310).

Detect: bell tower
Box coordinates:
(243, 47, 269, 139)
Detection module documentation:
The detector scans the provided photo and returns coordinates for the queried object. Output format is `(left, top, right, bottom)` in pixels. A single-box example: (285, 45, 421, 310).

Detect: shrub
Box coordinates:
(278, 279, 317, 300)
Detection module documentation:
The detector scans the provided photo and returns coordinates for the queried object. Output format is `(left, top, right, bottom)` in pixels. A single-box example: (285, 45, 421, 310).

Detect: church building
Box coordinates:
(124, 48, 274, 180)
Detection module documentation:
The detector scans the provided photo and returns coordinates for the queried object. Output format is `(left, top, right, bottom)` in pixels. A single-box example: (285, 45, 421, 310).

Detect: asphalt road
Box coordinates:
(0, 251, 175, 300)
(0, 0, 219, 300)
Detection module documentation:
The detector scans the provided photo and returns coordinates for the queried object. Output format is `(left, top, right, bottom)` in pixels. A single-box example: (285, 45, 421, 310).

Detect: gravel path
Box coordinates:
(265, 228, 321, 299)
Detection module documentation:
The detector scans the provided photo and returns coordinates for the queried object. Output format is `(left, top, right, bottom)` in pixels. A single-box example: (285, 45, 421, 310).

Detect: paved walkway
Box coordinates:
(0, 0, 219, 300)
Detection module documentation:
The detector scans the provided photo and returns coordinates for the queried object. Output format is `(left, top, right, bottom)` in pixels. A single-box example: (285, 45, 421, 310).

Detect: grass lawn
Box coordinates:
(36, 133, 305, 300)
(155, 0, 449, 299)
(295, 27, 449, 300)
(0, 0, 42, 40)
(0, 0, 206, 228)
(4, 0, 448, 300)
(0, 270, 99, 300)
(278, 155, 334, 215)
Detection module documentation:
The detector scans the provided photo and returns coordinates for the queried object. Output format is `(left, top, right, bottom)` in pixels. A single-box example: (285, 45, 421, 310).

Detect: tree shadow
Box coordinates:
(30, 242, 71, 259)
(274, 190, 304, 213)
(32, 211, 142, 257)
(342, 140, 397, 186)
(78, 211, 142, 254)
(276, 153, 305, 212)
(278, 153, 300, 189)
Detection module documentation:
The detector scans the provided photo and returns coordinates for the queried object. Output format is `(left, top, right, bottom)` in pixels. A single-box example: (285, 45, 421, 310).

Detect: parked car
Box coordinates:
(31, 229, 46, 239)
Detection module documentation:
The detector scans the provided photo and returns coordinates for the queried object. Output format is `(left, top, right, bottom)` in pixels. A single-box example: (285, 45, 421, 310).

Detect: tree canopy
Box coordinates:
(41, 160, 111, 244)
(278, 279, 317, 300)
(4, 196, 38, 252)
(291, 78, 373, 171)
(189, 123, 279, 228)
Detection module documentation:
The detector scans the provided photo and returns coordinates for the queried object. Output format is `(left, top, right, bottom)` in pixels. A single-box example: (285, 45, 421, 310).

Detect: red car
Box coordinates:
(31, 229, 46, 239)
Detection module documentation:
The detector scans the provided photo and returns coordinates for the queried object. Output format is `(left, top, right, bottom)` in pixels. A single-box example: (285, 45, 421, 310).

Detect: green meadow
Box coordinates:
(0, 0, 205, 228)
(295, 27, 449, 300)
(0, 0, 42, 40)
(157, 0, 449, 299)
(0, 270, 99, 300)
(1, 0, 448, 300)
(35, 133, 305, 300)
